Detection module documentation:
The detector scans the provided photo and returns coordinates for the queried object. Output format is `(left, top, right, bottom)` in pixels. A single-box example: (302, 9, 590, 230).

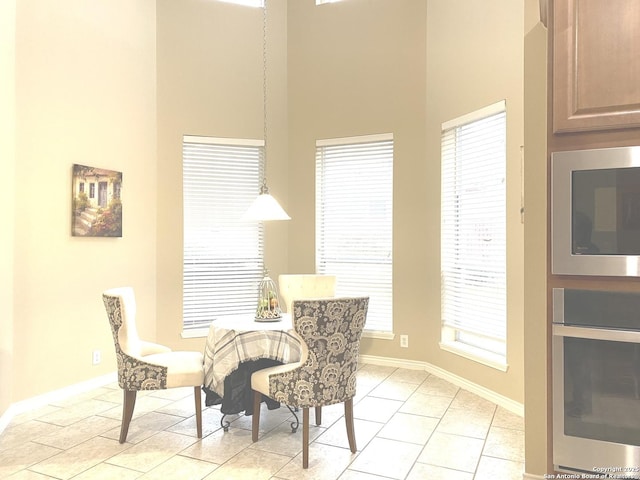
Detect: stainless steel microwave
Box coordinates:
(552, 146, 640, 277)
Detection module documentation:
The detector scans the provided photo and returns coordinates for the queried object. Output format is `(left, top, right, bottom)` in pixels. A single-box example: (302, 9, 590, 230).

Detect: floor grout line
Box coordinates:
(1, 365, 524, 480)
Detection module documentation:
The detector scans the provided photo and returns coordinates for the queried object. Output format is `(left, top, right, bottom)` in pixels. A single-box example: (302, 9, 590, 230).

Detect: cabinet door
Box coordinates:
(553, 0, 640, 133)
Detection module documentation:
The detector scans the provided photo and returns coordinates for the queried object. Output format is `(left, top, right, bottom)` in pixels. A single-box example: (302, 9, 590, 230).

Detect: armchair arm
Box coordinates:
(139, 341, 171, 356)
(118, 350, 169, 390)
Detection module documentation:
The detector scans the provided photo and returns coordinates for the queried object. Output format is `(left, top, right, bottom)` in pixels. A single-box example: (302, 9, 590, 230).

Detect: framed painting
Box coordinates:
(72, 164, 122, 237)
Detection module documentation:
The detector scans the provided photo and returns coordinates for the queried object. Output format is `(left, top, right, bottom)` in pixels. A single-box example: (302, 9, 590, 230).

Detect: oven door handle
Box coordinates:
(553, 324, 640, 343)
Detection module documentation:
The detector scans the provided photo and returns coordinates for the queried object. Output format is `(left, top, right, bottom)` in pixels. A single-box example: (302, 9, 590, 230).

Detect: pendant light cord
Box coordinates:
(261, 0, 269, 194)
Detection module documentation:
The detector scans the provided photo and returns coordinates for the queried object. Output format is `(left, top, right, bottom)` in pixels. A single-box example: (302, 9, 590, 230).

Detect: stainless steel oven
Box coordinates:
(553, 288, 640, 478)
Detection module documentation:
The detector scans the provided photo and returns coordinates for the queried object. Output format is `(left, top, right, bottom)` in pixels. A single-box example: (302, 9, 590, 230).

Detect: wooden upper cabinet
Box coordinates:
(553, 0, 640, 133)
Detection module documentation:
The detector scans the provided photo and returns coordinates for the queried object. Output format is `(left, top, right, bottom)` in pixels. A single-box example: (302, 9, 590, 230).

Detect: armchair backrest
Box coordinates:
(102, 287, 142, 359)
(269, 296, 369, 408)
(278, 274, 337, 314)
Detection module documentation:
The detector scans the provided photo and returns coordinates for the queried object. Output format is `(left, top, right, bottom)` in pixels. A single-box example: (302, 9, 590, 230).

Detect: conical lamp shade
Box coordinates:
(242, 191, 291, 221)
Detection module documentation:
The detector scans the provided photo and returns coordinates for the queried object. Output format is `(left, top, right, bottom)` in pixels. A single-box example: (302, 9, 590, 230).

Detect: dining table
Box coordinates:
(202, 313, 303, 430)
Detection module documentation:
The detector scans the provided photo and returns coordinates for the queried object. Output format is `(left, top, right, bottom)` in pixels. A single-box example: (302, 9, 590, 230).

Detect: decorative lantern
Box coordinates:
(255, 272, 282, 321)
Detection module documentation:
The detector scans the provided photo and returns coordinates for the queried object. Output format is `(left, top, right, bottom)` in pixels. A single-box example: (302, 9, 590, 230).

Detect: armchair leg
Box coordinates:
(302, 407, 310, 469)
(315, 406, 322, 426)
(120, 390, 137, 444)
(194, 386, 202, 438)
(344, 398, 357, 453)
(252, 390, 261, 442)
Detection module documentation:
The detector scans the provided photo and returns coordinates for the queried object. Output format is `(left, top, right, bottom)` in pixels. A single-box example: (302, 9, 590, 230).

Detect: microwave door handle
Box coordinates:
(553, 324, 640, 343)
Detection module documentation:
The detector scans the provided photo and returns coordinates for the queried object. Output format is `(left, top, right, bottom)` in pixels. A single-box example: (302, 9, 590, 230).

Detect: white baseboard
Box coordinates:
(0, 372, 117, 435)
(359, 354, 524, 417)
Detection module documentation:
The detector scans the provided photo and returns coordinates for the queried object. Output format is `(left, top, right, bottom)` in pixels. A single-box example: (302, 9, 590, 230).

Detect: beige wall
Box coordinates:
(287, 0, 524, 403)
(524, 12, 550, 477)
(10, 0, 158, 401)
(426, 0, 525, 402)
(0, 0, 17, 415)
(155, 0, 289, 351)
(287, 0, 429, 354)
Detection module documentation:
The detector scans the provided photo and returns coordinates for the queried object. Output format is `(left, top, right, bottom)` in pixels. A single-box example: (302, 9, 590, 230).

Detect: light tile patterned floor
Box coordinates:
(0, 364, 524, 479)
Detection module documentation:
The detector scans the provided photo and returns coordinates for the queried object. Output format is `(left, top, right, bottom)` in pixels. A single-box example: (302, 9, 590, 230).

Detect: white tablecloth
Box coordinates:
(203, 313, 302, 396)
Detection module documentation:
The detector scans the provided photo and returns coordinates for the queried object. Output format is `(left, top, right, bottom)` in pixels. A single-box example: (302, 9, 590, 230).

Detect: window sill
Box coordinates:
(363, 330, 395, 340)
(439, 340, 508, 372)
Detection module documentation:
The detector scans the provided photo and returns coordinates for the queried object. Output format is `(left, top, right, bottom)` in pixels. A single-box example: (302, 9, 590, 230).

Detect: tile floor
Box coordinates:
(0, 364, 525, 479)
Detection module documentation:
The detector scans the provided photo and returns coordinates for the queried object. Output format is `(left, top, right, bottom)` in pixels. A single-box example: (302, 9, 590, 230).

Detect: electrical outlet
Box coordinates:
(400, 335, 409, 348)
(92, 350, 101, 365)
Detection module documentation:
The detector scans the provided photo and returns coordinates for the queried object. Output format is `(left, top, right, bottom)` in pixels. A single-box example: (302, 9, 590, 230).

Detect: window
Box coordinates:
(440, 101, 507, 368)
(316, 133, 393, 335)
(182, 136, 264, 333)
(89, 183, 95, 199)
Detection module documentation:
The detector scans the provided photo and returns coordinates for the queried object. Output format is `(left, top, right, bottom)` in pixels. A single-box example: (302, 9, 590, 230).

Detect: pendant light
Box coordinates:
(242, 0, 290, 222)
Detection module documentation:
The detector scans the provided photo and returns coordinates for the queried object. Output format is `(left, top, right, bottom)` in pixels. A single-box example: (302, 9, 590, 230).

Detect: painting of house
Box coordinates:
(72, 164, 122, 237)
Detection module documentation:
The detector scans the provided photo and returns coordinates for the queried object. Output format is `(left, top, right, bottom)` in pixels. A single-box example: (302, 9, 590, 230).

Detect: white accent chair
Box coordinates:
(102, 287, 204, 443)
(278, 274, 337, 314)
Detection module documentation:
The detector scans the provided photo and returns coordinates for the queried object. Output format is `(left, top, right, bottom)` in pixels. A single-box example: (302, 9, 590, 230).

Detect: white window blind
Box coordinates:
(441, 101, 506, 358)
(316, 134, 393, 333)
(183, 136, 264, 330)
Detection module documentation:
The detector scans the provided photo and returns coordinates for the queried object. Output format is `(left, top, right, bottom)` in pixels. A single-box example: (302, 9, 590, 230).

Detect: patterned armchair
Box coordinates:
(102, 287, 204, 443)
(251, 296, 369, 468)
(278, 274, 337, 314)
